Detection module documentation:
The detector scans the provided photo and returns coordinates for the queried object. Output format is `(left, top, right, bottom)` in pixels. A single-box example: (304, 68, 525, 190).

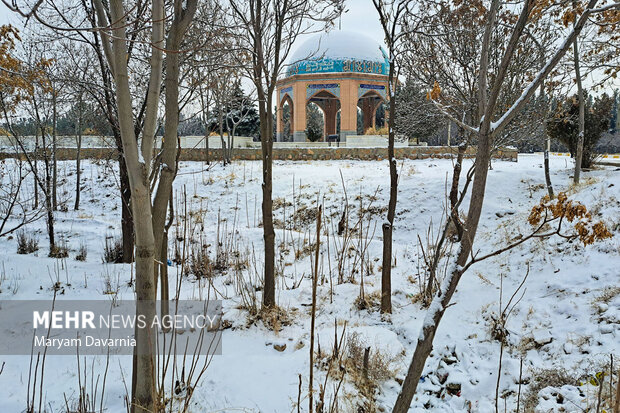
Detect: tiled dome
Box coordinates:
(285, 30, 389, 77)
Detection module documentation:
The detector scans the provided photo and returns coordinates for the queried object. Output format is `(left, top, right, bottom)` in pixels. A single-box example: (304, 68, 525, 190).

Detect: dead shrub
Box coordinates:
(16, 231, 39, 254)
(323, 331, 395, 412)
(185, 243, 214, 279)
(292, 204, 318, 230)
(594, 286, 620, 305)
(354, 290, 381, 311)
(523, 361, 620, 412)
(522, 367, 578, 411)
(344, 332, 393, 384)
(75, 243, 88, 261)
(245, 305, 295, 332)
(102, 236, 123, 263)
(49, 241, 69, 258)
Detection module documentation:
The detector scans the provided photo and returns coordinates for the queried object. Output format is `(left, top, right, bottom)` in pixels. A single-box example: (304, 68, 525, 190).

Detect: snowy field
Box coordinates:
(0, 154, 618, 412)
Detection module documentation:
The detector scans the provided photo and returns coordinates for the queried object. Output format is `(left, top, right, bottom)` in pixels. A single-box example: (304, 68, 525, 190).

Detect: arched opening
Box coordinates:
(279, 94, 294, 142)
(307, 90, 340, 141)
(306, 102, 324, 141)
(357, 90, 385, 134)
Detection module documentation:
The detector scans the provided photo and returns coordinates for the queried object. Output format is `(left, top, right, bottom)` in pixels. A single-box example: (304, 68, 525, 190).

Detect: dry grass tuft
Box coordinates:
(248, 305, 295, 332)
(102, 236, 123, 263)
(522, 367, 577, 411)
(16, 231, 38, 254)
(354, 290, 381, 311)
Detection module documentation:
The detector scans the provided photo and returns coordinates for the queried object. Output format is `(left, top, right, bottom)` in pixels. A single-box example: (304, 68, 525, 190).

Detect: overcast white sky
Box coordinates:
(0, 3, 17, 26)
(1, 1, 614, 94)
(0, 0, 386, 48)
(328, 0, 386, 46)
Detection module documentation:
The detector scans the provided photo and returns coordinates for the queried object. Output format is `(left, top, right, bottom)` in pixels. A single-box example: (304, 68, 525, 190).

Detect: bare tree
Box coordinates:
(91, 0, 198, 410)
(372, 0, 416, 314)
(1, 33, 61, 254)
(16, 0, 153, 262)
(184, 0, 238, 165)
(392, 1, 617, 410)
(56, 40, 95, 211)
(229, 0, 342, 308)
(152, 0, 199, 319)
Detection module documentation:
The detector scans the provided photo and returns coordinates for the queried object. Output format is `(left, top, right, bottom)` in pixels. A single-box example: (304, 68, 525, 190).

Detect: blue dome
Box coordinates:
(286, 31, 389, 77)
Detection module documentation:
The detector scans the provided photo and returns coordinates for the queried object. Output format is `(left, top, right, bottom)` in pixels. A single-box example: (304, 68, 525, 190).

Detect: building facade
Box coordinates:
(276, 31, 390, 142)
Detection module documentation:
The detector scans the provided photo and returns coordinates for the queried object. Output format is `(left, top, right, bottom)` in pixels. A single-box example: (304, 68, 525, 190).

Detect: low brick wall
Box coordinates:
(0, 146, 518, 162)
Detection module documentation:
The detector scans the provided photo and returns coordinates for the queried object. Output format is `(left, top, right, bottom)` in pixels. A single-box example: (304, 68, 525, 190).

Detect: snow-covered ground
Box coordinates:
(0, 154, 618, 412)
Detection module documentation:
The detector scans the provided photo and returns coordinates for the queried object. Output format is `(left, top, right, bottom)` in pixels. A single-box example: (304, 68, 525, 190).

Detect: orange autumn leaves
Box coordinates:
(528, 192, 612, 246)
(426, 81, 441, 101)
(0, 25, 53, 112)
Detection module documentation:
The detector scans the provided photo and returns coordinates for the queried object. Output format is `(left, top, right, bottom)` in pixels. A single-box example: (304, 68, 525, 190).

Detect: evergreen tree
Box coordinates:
(547, 93, 614, 168)
(206, 83, 259, 137)
(394, 82, 443, 142)
(226, 84, 259, 137)
(305, 103, 323, 141)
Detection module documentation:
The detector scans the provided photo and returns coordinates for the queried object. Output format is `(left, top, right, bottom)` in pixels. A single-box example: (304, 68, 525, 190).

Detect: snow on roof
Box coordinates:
(289, 30, 386, 64)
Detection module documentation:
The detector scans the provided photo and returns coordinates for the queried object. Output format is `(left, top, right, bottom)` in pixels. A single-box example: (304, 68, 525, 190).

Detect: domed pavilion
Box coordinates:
(276, 31, 390, 142)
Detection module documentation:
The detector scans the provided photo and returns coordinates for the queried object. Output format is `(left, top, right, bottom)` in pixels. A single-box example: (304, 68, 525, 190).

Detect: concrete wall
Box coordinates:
(175, 136, 254, 149)
(345, 135, 415, 147)
(0, 135, 255, 150)
(1, 145, 517, 162)
(1, 135, 431, 150)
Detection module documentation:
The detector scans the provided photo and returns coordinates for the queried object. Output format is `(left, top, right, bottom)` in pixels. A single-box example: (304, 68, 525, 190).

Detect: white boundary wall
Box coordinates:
(0, 134, 428, 150)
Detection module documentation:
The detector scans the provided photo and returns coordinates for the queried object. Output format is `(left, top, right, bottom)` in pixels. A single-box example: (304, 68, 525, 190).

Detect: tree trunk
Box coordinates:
(381, 61, 397, 314)
(542, 100, 554, 199)
(219, 121, 228, 164)
(259, 96, 276, 308)
(228, 125, 235, 163)
(160, 230, 169, 317)
(152, 0, 195, 307)
(544, 140, 554, 198)
(206, 129, 210, 164)
(41, 126, 55, 251)
(116, 134, 135, 263)
(33, 133, 39, 209)
(88, 7, 134, 263)
(108, 1, 158, 411)
(74, 95, 82, 210)
(52, 90, 58, 211)
(217, 94, 228, 165)
(198, 82, 211, 165)
(538, 55, 554, 199)
(572, 3, 585, 184)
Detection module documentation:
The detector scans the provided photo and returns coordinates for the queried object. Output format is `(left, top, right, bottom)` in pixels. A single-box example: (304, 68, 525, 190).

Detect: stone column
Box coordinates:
(275, 93, 283, 142)
(360, 96, 383, 132)
(360, 98, 374, 132)
(292, 82, 307, 142)
(339, 79, 358, 141)
(323, 99, 339, 139)
(371, 102, 380, 129)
